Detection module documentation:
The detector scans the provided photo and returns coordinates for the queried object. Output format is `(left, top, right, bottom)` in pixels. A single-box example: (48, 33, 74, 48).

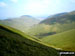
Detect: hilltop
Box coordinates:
(0, 15, 40, 32)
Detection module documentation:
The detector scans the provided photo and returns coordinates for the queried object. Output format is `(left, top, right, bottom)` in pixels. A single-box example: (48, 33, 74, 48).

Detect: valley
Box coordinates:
(0, 10, 75, 56)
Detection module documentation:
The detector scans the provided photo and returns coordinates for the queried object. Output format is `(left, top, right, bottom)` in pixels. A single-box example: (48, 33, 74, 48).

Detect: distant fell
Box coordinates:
(40, 11, 75, 24)
(0, 15, 40, 32)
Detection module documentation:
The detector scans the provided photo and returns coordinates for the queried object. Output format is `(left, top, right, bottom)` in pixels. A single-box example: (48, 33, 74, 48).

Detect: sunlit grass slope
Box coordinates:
(0, 25, 59, 56)
(42, 29, 75, 51)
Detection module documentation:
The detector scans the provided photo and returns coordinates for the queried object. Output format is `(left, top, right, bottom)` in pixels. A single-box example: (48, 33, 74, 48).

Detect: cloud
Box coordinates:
(11, 0, 18, 3)
(70, 0, 75, 3)
(0, 2, 7, 7)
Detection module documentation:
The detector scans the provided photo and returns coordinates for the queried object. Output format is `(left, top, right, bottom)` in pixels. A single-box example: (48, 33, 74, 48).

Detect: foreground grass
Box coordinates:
(0, 25, 59, 56)
(42, 29, 75, 51)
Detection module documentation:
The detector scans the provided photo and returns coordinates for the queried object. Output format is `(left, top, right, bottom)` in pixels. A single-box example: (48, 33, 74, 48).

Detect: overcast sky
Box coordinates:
(0, 0, 75, 19)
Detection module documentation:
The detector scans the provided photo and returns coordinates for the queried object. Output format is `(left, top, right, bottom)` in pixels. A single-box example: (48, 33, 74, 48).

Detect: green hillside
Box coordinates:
(0, 25, 59, 56)
(42, 29, 75, 51)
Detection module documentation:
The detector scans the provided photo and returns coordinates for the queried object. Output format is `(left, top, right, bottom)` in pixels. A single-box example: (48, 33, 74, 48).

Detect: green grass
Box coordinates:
(42, 29, 75, 51)
(0, 24, 59, 56)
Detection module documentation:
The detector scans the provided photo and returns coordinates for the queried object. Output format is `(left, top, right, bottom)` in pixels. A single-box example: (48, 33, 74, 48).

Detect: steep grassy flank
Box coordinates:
(0, 24, 41, 42)
(42, 29, 75, 51)
(0, 25, 59, 56)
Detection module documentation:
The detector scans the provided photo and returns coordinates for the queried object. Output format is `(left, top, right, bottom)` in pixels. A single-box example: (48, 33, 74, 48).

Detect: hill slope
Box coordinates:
(0, 25, 59, 56)
(42, 29, 75, 51)
(40, 11, 75, 24)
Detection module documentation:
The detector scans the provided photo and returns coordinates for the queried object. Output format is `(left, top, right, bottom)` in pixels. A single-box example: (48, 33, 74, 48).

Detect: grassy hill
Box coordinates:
(0, 24, 59, 56)
(42, 29, 75, 51)
(40, 11, 75, 24)
(0, 15, 40, 32)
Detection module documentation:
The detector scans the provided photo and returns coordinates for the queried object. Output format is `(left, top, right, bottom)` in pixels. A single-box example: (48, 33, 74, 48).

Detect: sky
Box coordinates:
(0, 0, 75, 20)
